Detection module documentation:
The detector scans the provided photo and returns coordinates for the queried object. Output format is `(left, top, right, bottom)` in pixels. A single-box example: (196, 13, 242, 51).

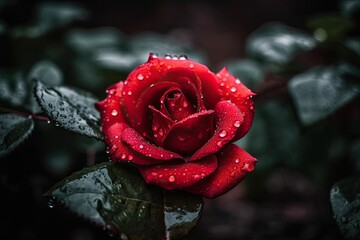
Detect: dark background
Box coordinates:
(0, 0, 355, 240)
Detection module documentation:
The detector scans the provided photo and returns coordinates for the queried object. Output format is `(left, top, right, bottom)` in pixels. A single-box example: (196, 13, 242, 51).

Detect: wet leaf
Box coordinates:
(34, 81, 102, 140)
(288, 65, 360, 126)
(220, 59, 264, 89)
(44, 162, 204, 240)
(246, 22, 316, 65)
(330, 177, 360, 240)
(164, 190, 203, 239)
(0, 114, 34, 158)
(28, 60, 63, 86)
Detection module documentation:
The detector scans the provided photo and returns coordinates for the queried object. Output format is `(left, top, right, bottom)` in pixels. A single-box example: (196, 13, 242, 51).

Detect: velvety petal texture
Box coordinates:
(97, 53, 257, 198)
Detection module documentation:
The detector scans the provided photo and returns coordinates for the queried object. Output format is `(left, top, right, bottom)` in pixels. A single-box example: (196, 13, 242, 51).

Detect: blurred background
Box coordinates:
(1, 0, 359, 239)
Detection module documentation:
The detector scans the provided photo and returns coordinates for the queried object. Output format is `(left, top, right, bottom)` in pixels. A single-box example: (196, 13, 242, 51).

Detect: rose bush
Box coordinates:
(96, 53, 257, 198)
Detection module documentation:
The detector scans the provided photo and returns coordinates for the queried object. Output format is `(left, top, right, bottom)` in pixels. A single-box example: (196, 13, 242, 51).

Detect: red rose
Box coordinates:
(96, 53, 257, 198)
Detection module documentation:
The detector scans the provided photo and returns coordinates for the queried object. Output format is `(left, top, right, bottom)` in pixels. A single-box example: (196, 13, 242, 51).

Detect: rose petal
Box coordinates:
(189, 101, 244, 161)
(121, 127, 183, 160)
(185, 144, 257, 198)
(160, 88, 196, 121)
(138, 154, 218, 190)
(149, 105, 175, 146)
(105, 123, 160, 165)
(216, 67, 255, 140)
(95, 82, 127, 133)
(163, 110, 214, 156)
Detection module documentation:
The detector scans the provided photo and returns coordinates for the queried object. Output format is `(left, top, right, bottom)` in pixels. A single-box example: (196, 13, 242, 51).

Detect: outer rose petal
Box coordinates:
(189, 101, 244, 161)
(105, 123, 162, 165)
(95, 82, 127, 133)
(121, 127, 183, 160)
(138, 154, 218, 190)
(185, 144, 257, 198)
(216, 67, 255, 140)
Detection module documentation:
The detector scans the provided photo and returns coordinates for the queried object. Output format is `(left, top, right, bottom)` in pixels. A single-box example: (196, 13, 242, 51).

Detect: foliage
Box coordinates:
(0, 0, 359, 239)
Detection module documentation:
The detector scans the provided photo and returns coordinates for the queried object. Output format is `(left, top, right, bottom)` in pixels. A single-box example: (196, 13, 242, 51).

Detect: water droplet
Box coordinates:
(158, 129, 164, 136)
(48, 197, 56, 209)
(230, 171, 235, 177)
(121, 154, 126, 159)
(235, 79, 241, 84)
(115, 135, 119, 139)
(169, 175, 176, 182)
(160, 154, 164, 157)
(241, 163, 250, 172)
(179, 54, 188, 60)
(165, 54, 172, 59)
(139, 144, 144, 149)
(151, 172, 158, 177)
(177, 135, 185, 142)
(127, 91, 132, 96)
(235, 158, 240, 163)
(128, 155, 133, 161)
(217, 141, 223, 147)
(219, 130, 227, 138)
(47, 120, 51, 124)
(220, 82, 225, 87)
(233, 120, 241, 128)
(183, 101, 188, 108)
(137, 74, 144, 81)
(172, 55, 179, 60)
(230, 87, 237, 93)
(189, 64, 194, 69)
(111, 109, 118, 116)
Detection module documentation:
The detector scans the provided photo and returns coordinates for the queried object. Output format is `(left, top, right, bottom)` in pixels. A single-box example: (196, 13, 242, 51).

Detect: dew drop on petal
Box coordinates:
(230, 171, 235, 177)
(183, 101, 188, 108)
(233, 120, 241, 128)
(158, 129, 164, 136)
(121, 154, 126, 159)
(217, 141, 223, 147)
(219, 130, 227, 138)
(128, 155, 133, 161)
(111, 109, 118, 116)
(152, 172, 158, 177)
(235, 79, 241, 84)
(137, 73, 144, 80)
(189, 64, 194, 69)
(127, 91, 132, 96)
(139, 144, 144, 149)
(194, 174, 200, 179)
(242, 163, 250, 172)
(230, 87, 237, 93)
(168, 175, 176, 182)
(235, 158, 240, 163)
(177, 135, 185, 142)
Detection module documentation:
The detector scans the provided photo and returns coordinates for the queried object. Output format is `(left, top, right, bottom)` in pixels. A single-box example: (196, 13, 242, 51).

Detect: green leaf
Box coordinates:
(246, 22, 316, 66)
(288, 65, 360, 126)
(34, 81, 103, 140)
(330, 177, 360, 240)
(45, 162, 204, 240)
(220, 59, 264, 89)
(164, 190, 203, 239)
(307, 14, 355, 42)
(0, 114, 34, 158)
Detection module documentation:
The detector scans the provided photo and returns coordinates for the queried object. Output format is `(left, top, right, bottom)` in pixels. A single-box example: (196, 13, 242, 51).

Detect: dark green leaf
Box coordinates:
(220, 59, 264, 89)
(34, 81, 102, 140)
(246, 22, 316, 65)
(0, 73, 28, 107)
(164, 190, 203, 239)
(330, 177, 360, 240)
(288, 65, 360, 126)
(45, 162, 204, 240)
(0, 114, 34, 158)
(307, 14, 355, 42)
(28, 60, 63, 86)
